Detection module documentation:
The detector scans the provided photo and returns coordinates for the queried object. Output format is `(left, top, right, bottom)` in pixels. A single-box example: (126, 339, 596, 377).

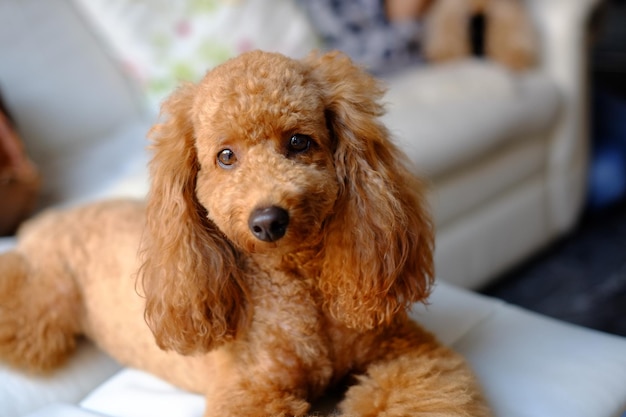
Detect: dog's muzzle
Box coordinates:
(248, 206, 290, 242)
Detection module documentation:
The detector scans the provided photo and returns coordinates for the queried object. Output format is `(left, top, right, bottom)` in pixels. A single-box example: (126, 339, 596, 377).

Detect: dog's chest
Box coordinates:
(248, 263, 324, 334)
(246, 261, 371, 380)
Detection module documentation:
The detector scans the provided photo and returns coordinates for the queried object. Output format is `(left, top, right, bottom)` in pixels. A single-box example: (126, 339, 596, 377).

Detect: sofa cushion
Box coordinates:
(20, 404, 107, 417)
(81, 369, 204, 417)
(0, 0, 148, 208)
(72, 0, 320, 111)
(382, 60, 561, 179)
(433, 173, 550, 289)
(45, 121, 151, 207)
(0, 342, 121, 417)
(429, 134, 545, 228)
(414, 284, 626, 417)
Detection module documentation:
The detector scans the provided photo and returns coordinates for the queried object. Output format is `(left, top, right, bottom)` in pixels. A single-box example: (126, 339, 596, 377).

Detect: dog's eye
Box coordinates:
(288, 134, 311, 154)
(217, 149, 237, 168)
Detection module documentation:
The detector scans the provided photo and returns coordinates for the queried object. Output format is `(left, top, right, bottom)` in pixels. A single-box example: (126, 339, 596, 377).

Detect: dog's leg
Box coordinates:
(201, 358, 319, 417)
(203, 382, 311, 417)
(0, 250, 82, 372)
(338, 321, 491, 417)
(200, 298, 334, 416)
(200, 341, 333, 417)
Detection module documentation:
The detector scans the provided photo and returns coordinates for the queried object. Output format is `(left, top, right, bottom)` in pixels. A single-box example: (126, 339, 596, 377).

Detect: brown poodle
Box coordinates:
(0, 51, 491, 416)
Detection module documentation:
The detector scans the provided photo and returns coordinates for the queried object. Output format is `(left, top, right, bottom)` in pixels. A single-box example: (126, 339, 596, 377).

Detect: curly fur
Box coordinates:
(0, 51, 491, 416)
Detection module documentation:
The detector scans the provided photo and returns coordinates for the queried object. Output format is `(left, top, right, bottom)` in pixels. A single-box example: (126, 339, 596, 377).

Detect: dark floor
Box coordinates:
(481, 197, 626, 337)
(481, 2, 626, 337)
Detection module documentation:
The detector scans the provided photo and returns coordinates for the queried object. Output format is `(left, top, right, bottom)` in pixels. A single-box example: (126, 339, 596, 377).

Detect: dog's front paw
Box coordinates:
(205, 390, 310, 417)
(337, 348, 492, 417)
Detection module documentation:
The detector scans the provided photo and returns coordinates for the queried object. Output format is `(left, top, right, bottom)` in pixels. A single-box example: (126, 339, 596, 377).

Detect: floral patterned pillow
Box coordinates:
(72, 0, 320, 111)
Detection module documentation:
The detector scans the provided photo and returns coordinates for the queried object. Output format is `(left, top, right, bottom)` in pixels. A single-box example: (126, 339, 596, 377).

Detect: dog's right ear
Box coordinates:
(139, 83, 249, 355)
(304, 51, 434, 331)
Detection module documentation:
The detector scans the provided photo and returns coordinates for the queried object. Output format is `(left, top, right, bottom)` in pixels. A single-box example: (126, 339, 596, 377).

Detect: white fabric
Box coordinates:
(435, 175, 549, 288)
(80, 370, 204, 417)
(42, 122, 151, 208)
(429, 134, 545, 228)
(383, 65, 560, 179)
(382, 59, 519, 106)
(0, 237, 17, 254)
(417, 283, 626, 417)
(411, 282, 502, 346)
(0, 343, 121, 417)
(457, 307, 626, 417)
(524, 0, 602, 235)
(0, 0, 149, 207)
(21, 404, 109, 417)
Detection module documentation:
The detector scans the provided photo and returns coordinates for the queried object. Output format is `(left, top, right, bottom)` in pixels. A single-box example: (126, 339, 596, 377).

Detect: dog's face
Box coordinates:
(191, 53, 339, 253)
(141, 51, 434, 354)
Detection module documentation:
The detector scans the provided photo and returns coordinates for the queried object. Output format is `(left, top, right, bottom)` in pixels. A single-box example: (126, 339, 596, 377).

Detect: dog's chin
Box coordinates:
(242, 236, 303, 256)
(245, 239, 282, 255)
(237, 225, 324, 257)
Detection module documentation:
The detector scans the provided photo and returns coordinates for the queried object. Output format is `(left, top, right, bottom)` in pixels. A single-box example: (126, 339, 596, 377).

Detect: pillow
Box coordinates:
(383, 59, 519, 107)
(72, 0, 320, 112)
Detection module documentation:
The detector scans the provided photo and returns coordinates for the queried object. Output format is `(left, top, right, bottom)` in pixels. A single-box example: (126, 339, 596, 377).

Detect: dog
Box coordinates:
(0, 51, 491, 416)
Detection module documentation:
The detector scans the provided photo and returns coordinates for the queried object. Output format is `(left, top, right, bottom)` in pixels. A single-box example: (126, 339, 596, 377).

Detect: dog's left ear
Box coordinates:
(304, 51, 435, 330)
(139, 83, 249, 355)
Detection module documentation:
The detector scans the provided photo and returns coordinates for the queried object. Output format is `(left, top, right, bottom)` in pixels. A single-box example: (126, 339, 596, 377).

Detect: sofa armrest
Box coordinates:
(524, 0, 601, 233)
(525, 0, 600, 92)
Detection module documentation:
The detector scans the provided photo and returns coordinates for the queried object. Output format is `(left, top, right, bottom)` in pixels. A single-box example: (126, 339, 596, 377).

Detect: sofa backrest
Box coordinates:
(0, 0, 147, 205)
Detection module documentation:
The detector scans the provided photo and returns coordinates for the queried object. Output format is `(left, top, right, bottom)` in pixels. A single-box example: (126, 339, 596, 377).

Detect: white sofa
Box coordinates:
(0, 0, 601, 290)
(1, 1, 625, 417)
(384, 0, 600, 288)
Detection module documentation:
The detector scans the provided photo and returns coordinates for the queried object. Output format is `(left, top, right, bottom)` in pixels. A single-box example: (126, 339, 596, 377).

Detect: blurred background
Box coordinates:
(0, 0, 624, 337)
(483, 0, 626, 338)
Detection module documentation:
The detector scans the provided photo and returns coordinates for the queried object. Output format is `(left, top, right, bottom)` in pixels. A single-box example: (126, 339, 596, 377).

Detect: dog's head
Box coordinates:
(140, 51, 434, 354)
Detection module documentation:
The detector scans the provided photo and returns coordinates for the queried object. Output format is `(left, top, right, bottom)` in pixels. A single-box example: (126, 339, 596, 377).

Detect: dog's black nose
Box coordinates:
(248, 206, 290, 242)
